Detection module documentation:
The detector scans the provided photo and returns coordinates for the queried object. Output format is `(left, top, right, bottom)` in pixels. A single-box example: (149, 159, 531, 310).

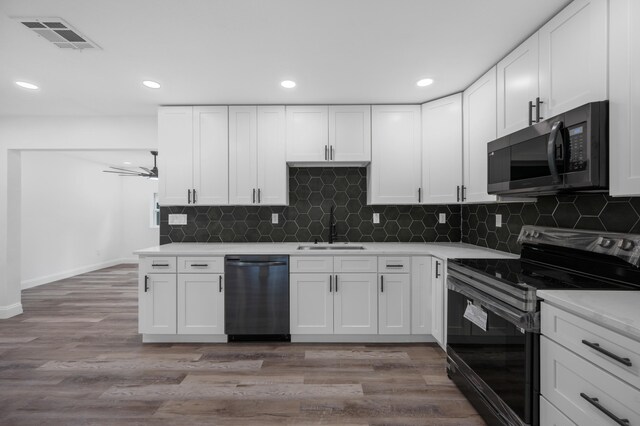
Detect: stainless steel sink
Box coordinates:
(297, 245, 365, 250)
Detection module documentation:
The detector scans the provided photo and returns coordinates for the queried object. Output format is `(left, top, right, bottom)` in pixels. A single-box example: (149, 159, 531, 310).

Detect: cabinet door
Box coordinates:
(334, 273, 378, 334)
(378, 273, 411, 335)
(539, 0, 608, 118)
(329, 105, 371, 162)
(193, 106, 228, 205)
(290, 273, 333, 334)
(497, 33, 540, 137)
(369, 105, 422, 204)
(140, 273, 177, 334)
(286, 106, 329, 162)
(610, 0, 640, 196)
(411, 256, 432, 335)
(431, 257, 445, 348)
(421, 94, 463, 204)
(463, 67, 498, 203)
(257, 106, 288, 205)
(229, 106, 258, 205)
(177, 274, 224, 334)
(158, 107, 193, 205)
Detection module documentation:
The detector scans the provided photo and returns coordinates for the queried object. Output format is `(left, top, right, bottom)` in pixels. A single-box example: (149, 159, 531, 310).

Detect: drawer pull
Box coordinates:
(190, 264, 209, 267)
(152, 263, 169, 267)
(386, 264, 404, 268)
(582, 340, 633, 367)
(580, 393, 630, 425)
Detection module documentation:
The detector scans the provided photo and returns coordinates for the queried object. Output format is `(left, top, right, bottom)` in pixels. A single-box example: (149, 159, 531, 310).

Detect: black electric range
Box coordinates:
(446, 226, 640, 426)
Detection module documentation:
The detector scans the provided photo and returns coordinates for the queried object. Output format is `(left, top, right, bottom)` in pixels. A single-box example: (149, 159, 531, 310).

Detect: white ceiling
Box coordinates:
(53, 150, 155, 168)
(0, 0, 570, 117)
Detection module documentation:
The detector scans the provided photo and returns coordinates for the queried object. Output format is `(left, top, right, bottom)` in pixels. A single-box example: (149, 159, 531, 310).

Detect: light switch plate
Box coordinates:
(496, 214, 502, 228)
(373, 213, 380, 224)
(168, 214, 187, 225)
(439, 213, 446, 224)
(271, 213, 278, 224)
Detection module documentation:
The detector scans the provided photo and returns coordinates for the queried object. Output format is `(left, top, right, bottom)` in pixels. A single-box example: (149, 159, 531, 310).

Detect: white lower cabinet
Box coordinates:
(290, 273, 333, 334)
(177, 274, 224, 334)
(140, 273, 177, 334)
(334, 273, 378, 334)
(431, 257, 445, 348)
(378, 273, 410, 335)
(540, 396, 576, 426)
(411, 256, 432, 335)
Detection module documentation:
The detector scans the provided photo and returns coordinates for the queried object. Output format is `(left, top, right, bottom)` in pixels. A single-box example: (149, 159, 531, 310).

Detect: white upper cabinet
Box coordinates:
(229, 106, 258, 205)
(257, 106, 288, 204)
(610, 0, 640, 196)
(421, 94, 463, 204)
(463, 67, 498, 204)
(158, 106, 228, 206)
(538, 0, 608, 118)
(328, 105, 371, 162)
(286, 106, 329, 162)
(497, 33, 540, 137)
(229, 106, 288, 205)
(158, 107, 193, 205)
(369, 105, 422, 205)
(192, 106, 229, 205)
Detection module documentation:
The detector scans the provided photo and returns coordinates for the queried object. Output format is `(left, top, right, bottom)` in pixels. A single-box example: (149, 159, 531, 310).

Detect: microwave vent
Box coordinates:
(14, 17, 100, 50)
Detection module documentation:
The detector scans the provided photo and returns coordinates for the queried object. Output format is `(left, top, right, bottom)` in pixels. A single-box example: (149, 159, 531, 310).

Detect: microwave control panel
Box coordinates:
(567, 123, 587, 172)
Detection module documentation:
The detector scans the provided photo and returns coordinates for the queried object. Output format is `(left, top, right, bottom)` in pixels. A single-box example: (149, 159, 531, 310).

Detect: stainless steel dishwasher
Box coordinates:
(224, 255, 290, 340)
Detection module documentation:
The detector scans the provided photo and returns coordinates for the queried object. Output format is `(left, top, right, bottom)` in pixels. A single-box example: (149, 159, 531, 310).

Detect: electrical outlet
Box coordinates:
(439, 213, 446, 224)
(168, 214, 187, 225)
(373, 213, 380, 224)
(496, 214, 502, 228)
(271, 213, 278, 224)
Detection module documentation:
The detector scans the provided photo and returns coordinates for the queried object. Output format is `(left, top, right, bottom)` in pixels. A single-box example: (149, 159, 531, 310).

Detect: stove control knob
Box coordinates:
(619, 239, 635, 251)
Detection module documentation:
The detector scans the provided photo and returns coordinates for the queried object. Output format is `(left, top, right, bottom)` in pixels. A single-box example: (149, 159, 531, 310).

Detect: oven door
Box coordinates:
(446, 278, 539, 426)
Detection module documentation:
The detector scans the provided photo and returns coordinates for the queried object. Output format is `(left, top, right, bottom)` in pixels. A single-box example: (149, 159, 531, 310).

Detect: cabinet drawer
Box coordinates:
(334, 256, 377, 273)
(541, 336, 640, 426)
(542, 302, 640, 389)
(177, 256, 224, 273)
(290, 256, 333, 273)
(378, 257, 410, 273)
(141, 256, 177, 273)
(540, 396, 576, 426)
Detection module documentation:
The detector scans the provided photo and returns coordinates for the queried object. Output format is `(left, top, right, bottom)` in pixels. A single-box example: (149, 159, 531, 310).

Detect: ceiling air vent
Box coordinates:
(14, 17, 100, 50)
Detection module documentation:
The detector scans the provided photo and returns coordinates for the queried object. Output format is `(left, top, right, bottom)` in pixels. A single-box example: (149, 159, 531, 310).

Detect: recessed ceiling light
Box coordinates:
(416, 78, 434, 87)
(281, 80, 296, 89)
(123, 161, 132, 165)
(16, 81, 39, 90)
(142, 80, 161, 89)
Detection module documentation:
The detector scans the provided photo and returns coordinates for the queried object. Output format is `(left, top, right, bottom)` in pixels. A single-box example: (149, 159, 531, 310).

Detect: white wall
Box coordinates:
(121, 176, 159, 260)
(0, 116, 157, 315)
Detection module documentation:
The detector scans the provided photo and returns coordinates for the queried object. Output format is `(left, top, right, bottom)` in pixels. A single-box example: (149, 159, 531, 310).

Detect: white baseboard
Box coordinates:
(21, 258, 134, 290)
(290, 334, 436, 343)
(0, 303, 23, 319)
(142, 334, 228, 343)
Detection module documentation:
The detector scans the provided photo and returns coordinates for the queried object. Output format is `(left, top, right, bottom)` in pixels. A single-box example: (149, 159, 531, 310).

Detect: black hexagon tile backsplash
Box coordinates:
(160, 167, 640, 251)
(160, 167, 462, 244)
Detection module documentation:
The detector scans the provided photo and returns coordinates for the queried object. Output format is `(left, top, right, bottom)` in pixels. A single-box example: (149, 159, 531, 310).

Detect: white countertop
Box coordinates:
(538, 290, 640, 341)
(135, 242, 517, 260)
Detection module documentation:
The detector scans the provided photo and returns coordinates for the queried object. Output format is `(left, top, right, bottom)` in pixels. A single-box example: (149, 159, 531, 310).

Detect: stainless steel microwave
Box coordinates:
(487, 101, 608, 196)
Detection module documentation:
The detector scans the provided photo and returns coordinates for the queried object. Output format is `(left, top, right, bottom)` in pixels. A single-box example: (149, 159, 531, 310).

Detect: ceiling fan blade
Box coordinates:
(139, 167, 152, 173)
(108, 166, 138, 173)
(103, 170, 138, 175)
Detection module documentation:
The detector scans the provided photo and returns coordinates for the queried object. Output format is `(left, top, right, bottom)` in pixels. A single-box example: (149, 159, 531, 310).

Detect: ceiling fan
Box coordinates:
(103, 151, 159, 180)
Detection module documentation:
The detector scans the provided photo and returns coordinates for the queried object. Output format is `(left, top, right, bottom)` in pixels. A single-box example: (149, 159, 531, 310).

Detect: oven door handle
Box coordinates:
(447, 275, 540, 333)
(547, 120, 564, 185)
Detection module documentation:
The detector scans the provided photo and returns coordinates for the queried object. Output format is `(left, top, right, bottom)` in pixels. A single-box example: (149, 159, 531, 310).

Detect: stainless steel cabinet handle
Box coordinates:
(325, 145, 328, 161)
(381, 275, 384, 293)
(187, 189, 191, 204)
(219, 276, 223, 293)
(144, 275, 149, 292)
(582, 340, 632, 367)
(580, 393, 629, 425)
(535, 97, 543, 122)
(329, 275, 333, 292)
(193, 188, 197, 204)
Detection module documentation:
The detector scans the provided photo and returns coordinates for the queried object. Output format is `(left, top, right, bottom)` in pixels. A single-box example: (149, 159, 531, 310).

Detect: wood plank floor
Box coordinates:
(0, 264, 485, 425)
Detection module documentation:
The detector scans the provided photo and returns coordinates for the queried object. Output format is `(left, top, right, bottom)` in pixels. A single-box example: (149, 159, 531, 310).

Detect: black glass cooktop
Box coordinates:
(450, 256, 640, 292)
